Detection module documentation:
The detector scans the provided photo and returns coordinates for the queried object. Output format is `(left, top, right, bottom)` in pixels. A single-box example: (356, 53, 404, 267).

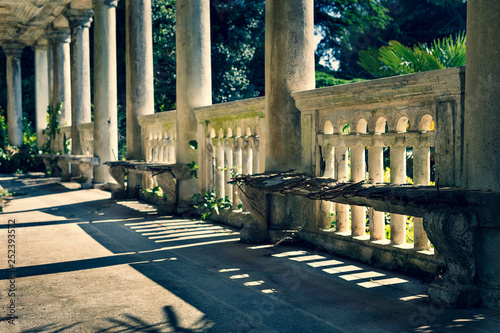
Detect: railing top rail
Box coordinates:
(138, 110, 177, 127)
(194, 96, 265, 121)
(292, 67, 465, 112)
(76, 122, 94, 131)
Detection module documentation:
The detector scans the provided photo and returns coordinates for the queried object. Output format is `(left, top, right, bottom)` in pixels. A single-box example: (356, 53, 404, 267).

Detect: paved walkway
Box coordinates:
(0, 174, 499, 332)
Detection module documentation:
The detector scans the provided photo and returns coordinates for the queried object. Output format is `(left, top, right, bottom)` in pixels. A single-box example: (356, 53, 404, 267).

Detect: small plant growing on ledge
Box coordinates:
(192, 190, 232, 220)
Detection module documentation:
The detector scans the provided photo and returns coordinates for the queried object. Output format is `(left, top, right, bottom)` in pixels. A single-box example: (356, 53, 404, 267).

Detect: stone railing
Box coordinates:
(77, 122, 94, 156)
(137, 110, 177, 189)
(291, 67, 465, 273)
(194, 97, 265, 204)
(138, 110, 177, 164)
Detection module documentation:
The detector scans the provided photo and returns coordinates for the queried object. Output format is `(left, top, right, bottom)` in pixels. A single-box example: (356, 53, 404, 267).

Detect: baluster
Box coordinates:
(318, 143, 335, 229)
(224, 138, 234, 203)
(251, 136, 260, 174)
(242, 138, 253, 175)
(206, 138, 216, 193)
(168, 137, 175, 163)
(413, 140, 432, 250)
(233, 138, 243, 207)
(368, 138, 385, 240)
(390, 138, 407, 245)
(351, 142, 366, 236)
(215, 138, 225, 198)
(335, 144, 349, 233)
(162, 133, 168, 162)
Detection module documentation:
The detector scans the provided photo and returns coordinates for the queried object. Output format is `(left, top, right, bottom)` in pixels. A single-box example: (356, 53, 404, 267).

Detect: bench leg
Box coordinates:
(42, 157, 52, 174)
(57, 159, 71, 182)
(156, 172, 177, 215)
(78, 162, 93, 188)
(108, 166, 126, 198)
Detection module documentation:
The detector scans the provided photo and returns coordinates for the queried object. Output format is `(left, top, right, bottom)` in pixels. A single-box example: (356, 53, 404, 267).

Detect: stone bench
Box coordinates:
(104, 161, 192, 212)
(41, 154, 100, 187)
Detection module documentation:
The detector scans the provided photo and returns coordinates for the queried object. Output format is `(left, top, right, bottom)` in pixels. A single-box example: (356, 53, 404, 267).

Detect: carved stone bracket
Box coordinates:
(109, 165, 126, 190)
(423, 209, 479, 307)
(57, 159, 71, 181)
(155, 172, 176, 203)
(78, 162, 93, 188)
(238, 182, 269, 243)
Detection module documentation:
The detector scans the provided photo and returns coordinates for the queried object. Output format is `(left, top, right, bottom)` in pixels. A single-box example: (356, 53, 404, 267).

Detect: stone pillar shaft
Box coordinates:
(465, 0, 500, 309)
(265, 0, 315, 172)
(4, 45, 24, 147)
(126, 0, 154, 160)
(34, 44, 49, 148)
(176, 0, 212, 204)
(67, 11, 93, 156)
(50, 30, 72, 127)
(93, 0, 119, 183)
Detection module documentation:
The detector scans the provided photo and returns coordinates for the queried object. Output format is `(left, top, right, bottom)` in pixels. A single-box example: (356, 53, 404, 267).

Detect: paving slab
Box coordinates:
(0, 174, 499, 332)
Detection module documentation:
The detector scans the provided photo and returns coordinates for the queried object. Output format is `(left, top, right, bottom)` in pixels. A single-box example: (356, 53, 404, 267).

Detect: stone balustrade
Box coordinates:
(194, 97, 265, 205)
(138, 110, 176, 164)
(290, 67, 465, 274)
(77, 122, 94, 156)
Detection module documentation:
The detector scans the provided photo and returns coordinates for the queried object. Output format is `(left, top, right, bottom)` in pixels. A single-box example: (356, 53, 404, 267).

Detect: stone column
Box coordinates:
(464, 0, 500, 309)
(34, 41, 49, 148)
(126, 0, 154, 191)
(48, 28, 72, 128)
(67, 10, 94, 156)
(176, 0, 212, 208)
(93, 0, 119, 183)
(265, 0, 315, 172)
(3, 44, 24, 147)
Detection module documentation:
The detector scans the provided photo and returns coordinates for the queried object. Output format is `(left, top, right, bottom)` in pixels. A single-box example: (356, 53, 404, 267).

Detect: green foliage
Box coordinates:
(192, 191, 232, 220)
(211, 0, 265, 103)
(358, 33, 466, 78)
(0, 112, 8, 148)
(315, 71, 366, 88)
(189, 140, 198, 150)
(187, 161, 198, 179)
(152, 0, 177, 112)
(0, 114, 44, 173)
(315, 0, 391, 75)
(42, 103, 63, 154)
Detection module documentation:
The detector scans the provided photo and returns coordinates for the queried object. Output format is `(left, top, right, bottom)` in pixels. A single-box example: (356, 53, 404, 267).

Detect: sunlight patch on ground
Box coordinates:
(339, 271, 385, 281)
(323, 265, 363, 274)
(307, 259, 344, 267)
(289, 255, 326, 262)
(357, 277, 409, 289)
(272, 251, 308, 257)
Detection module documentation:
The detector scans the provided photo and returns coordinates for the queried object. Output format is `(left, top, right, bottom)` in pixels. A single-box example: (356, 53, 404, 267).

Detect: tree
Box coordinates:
(314, 0, 392, 78)
(210, 0, 265, 103)
(333, 0, 467, 78)
(358, 32, 466, 78)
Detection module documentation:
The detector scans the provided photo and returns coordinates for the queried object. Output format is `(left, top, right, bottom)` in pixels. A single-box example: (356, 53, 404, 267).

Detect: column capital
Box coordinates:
(65, 9, 94, 28)
(93, 0, 119, 8)
(47, 27, 71, 43)
(2, 43, 25, 58)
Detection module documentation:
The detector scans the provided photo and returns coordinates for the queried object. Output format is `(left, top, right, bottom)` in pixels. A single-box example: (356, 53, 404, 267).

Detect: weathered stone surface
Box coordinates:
(424, 210, 478, 307)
